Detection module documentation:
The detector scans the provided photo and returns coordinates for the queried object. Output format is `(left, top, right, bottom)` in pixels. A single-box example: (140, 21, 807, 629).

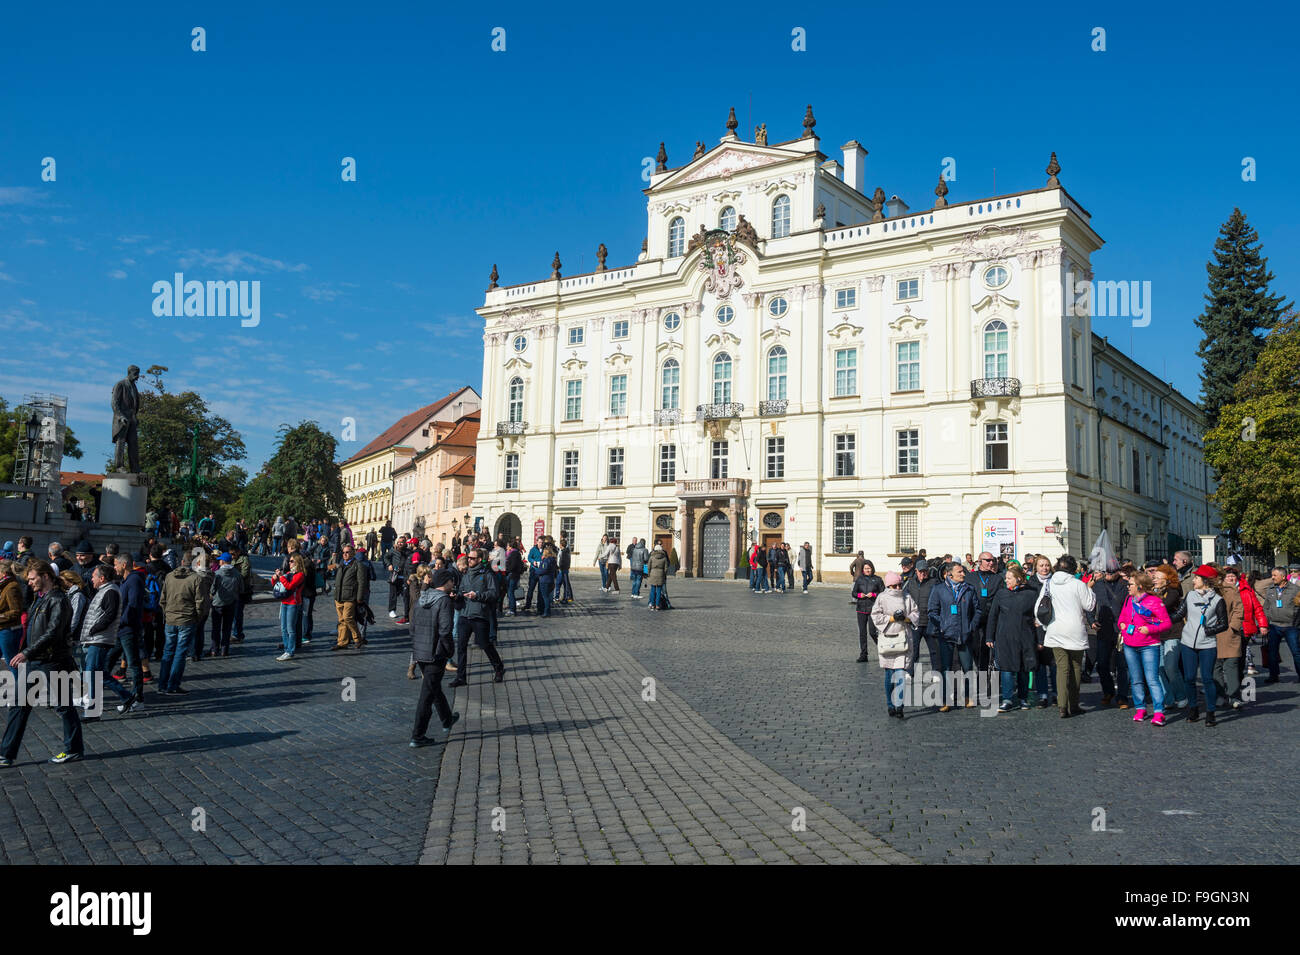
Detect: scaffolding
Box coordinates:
(12, 393, 67, 513)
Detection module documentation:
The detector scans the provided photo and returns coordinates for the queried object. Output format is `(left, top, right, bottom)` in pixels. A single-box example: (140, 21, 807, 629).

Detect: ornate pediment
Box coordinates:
(973, 293, 1020, 313)
(827, 320, 863, 342)
(705, 331, 742, 349)
(762, 178, 799, 196)
(559, 355, 587, 372)
(605, 349, 635, 368)
(949, 225, 1042, 263)
(673, 147, 789, 186)
(503, 356, 532, 371)
(656, 339, 685, 355)
(760, 325, 791, 343)
(888, 307, 928, 335)
(501, 307, 542, 332)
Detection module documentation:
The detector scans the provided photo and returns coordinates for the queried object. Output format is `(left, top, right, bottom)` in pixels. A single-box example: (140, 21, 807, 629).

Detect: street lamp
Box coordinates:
(1118, 525, 1132, 555)
(1050, 515, 1066, 549)
(23, 412, 39, 481)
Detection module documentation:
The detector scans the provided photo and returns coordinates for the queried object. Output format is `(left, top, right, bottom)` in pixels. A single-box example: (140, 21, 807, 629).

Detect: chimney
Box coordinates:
(841, 140, 866, 194)
(885, 195, 910, 218)
(820, 159, 843, 180)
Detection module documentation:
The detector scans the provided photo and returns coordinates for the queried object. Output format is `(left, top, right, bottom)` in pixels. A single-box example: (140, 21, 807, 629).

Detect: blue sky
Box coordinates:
(3, 1, 1296, 473)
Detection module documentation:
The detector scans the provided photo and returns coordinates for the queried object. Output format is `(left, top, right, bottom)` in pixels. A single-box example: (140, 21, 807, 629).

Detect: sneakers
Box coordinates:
(938, 705, 953, 713)
(448, 677, 467, 688)
(493, 668, 505, 684)
(1246, 666, 1259, 676)
(997, 701, 1014, 713)
(409, 736, 438, 748)
(49, 752, 83, 764)
(1133, 708, 1147, 722)
(397, 617, 408, 624)
(116, 700, 144, 714)
(1151, 712, 1166, 727)
(1205, 712, 1218, 727)
(275, 652, 294, 661)
(443, 711, 461, 733)
(445, 662, 458, 672)
(389, 611, 397, 618)
(0, 757, 11, 767)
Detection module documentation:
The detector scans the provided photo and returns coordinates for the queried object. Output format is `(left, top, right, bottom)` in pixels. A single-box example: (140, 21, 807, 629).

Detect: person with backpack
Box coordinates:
(1117, 569, 1174, 726)
(628, 538, 649, 600)
(555, 537, 573, 604)
(851, 559, 884, 663)
(871, 572, 920, 719)
(208, 552, 241, 657)
(157, 553, 208, 695)
(1182, 564, 1231, 726)
(1034, 554, 1097, 718)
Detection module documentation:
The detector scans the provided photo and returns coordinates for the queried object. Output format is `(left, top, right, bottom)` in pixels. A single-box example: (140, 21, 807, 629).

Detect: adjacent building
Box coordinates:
(470, 107, 1216, 579)
(393, 411, 480, 544)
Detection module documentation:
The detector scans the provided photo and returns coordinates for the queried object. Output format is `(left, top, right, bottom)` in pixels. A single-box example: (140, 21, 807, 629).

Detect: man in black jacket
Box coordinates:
(555, 538, 573, 603)
(1, 560, 84, 765)
(1091, 564, 1131, 707)
(409, 569, 461, 746)
(904, 559, 940, 678)
(970, 551, 1005, 680)
(331, 544, 370, 650)
(448, 549, 504, 688)
(386, 540, 410, 622)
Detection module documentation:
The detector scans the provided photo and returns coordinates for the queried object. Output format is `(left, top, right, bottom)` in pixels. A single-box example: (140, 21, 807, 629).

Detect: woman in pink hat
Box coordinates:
(870, 572, 919, 719)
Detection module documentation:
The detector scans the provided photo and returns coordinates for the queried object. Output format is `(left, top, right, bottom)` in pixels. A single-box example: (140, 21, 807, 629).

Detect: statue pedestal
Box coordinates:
(100, 472, 148, 529)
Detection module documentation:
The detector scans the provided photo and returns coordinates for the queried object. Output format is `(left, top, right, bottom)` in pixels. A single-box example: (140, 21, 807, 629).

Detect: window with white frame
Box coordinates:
(983, 320, 1008, 379)
(668, 217, 685, 257)
(767, 346, 788, 400)
(766, 436, 785, 479)
(834, 348, 857, 396)
(712, 353, 732, 404)
(562, 450, 580, 488)
(560, 516, 575, 544)
(660, 359, 680, 409)
(771, 195, 791, 238)
(612, 318, 629, 340)
(895, 341, 920, 392)
(605, 516, 621, 540)
(984, 422, 1009, 471)
(896, 510, 919, 553)
(897, 429, 919, 474)
(834, 433, 856, 477)
(711, 440, 728, 479)
(607, 447, 624, 486)
(833, 511, 854, 554)
(504, 453, 519, 490)
(1071, 332, 1082, 386)
(663, 311, 681, 332)
(719, 206, 737, 232)
(834, 287, 856, 309)
(658, 444, 676, 484)
(609, 374, 627, 417)
(564, 379, 582, 420)
(767, 296, 788, 318)
(567, 326, 584, 346)
(507, 377, 524, 423)
(896, 277, 919, 301)
(1075, 424, 1086, 475)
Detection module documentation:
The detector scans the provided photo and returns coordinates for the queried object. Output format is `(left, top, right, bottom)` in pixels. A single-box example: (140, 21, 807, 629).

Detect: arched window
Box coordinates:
(668, 217, 686, 257)
(660, 358, 680, 409)
(719, 206, 737, 231)
(771, 195, 791, 238)
(767, 346, 788, 401)
(507, 376, 524, 423)
(712, 353, 733, 404)
(982, 319, 1008, 379)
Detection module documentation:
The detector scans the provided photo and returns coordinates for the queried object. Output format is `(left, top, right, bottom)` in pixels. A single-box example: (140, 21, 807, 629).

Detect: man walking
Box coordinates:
(555, 537, 573, 604)
(112, 554, 146, 711)
(448, 549, 505, 688)
(209, 552, 241, 657)
(79, 564, 133, 718)
(409, 569, 461, 746)
(158, 552, 208, 695)
(332, 543, 369, 651)
(796, 541, 814, 593)
(387, 538, 410, 623)
(1, 560, 84, 765)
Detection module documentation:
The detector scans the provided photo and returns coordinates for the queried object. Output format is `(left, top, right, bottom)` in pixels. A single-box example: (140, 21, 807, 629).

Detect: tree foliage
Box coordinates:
(1195, 208, 1292, 428)
(0, 396, 83, 483)
(238, 421, 343, 525)
(1204, 309, 1300, 552)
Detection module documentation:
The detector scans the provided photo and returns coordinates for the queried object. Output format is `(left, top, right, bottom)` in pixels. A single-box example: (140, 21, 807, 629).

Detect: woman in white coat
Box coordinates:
(871, 572, 920, 719)
(1033, 554, 1096, 718)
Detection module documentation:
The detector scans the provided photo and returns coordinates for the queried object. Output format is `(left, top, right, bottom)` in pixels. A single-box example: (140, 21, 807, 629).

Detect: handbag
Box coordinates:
(1035, 579, 1055, 626)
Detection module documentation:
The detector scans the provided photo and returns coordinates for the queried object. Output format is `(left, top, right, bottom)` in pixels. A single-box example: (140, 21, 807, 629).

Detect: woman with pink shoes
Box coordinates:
(1117, 570, 1173, 726)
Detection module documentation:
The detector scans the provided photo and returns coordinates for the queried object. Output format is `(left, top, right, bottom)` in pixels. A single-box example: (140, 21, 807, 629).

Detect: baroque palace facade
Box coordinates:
(471, 107, 1215, 579)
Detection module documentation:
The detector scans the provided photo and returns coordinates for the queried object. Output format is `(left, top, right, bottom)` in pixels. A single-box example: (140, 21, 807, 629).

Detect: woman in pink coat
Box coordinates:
(1118, 570, 1173, 726)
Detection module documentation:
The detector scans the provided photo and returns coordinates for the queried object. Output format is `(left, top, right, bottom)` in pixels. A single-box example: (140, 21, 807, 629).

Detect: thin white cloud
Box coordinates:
(176, 248, 309, 274)
(0, 187, 46, 206)
(108, 269, 127, 279)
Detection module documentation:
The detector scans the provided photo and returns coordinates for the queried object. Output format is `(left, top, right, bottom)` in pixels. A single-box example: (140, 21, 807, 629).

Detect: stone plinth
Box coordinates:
(100, 473, 148, 530)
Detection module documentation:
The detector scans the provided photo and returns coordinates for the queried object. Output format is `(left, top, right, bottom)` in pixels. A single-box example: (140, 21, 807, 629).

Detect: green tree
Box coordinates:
(0, 396, 83, 483)
(1195, 208, 1292, 429)
(1204, 308, 1300, 552)
(239, 421, 344, 524)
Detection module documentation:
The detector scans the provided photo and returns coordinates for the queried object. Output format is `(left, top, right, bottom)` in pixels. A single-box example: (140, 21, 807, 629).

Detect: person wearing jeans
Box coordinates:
(1181, 565, 1228, 726)
(0, 561, 23, 675)
(108, 555, 147, 708)
(1257, 568, 1300, 683)
(272, 557, 306, 662)
(158, 558, 208, 694)
(1117, 570, 1173, 725)
(79, 565, 132, 717)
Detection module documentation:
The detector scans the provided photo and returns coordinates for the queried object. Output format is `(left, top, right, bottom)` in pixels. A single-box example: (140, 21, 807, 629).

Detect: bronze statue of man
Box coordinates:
(111, 365, 141, 472)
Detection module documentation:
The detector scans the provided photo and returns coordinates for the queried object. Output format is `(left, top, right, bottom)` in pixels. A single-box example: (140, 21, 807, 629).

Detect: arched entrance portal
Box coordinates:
(699, 511, 731, 579)
(494, 512, 522, 543)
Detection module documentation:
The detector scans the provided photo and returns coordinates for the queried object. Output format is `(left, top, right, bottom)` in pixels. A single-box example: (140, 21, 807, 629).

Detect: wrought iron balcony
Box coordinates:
(655, 409, 682, 426)
(758, 399, 788, 416)
(695, 402, 744, 421)
(496, 421, 528, 436)
(675, 478, 750, 499)
(970, 377, 1021, 399)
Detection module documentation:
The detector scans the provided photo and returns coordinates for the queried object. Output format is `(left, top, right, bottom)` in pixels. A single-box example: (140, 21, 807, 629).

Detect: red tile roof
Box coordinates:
(441, 456, 476, 478)
(438, 414, 481, 448)
(61, 471, 104, 487)
(343, 388, 474, 465)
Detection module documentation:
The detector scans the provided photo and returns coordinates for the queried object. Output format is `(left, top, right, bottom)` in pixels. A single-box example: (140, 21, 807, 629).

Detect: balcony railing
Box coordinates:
(496, 421, 528, 435)
(970, 377, 1021, 398)
(655, 408, 682, 426)
(758, 399, 788, 416)
(675, 478, 750, 499)
(695, 402, 744, 421)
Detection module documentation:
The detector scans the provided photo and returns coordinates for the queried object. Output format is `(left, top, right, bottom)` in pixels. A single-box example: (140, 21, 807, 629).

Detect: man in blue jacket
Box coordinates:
(523, 539, 544, 612)
(927, 562, 979, 710)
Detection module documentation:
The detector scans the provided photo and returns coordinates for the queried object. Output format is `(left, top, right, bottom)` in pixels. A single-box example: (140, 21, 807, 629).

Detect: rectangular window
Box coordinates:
(711, 440, 728, 479)
(1071, 333, 1081, 386)
(612, 319, 629, 340)
(833, 511, 854, 554)
(560, 516, 575, 545)
(563, 450, 579, 488)
(504, 453, 519, 490)
(609, 374, 627, 417)
(896, 510, 919, 553)
(1133, 448, 1142, 495)
(766, 436, 785, 479)
(1075, 424, 1086, 476)
(834, 433, 856, 477)
(984, 422, 1008, 470)
(897, 278, 919, 301)
(565, 379, 583, 421)
(1101, 437, 1110, 483)
(834, 348, 857, 396)
(567, 326, 584, 346)
(607, 447, 624, 486)
(897, 429, 919, 474)
(895, 341, 920, 392)
(835, 287, 856, 309)
(661, 361, 680, 409)
(605, 516, 621, 540)
(658, 444, 676, 484)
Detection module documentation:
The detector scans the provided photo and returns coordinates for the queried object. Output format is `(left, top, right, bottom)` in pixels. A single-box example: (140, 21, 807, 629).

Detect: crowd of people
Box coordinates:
(849, 547, 1300, 723)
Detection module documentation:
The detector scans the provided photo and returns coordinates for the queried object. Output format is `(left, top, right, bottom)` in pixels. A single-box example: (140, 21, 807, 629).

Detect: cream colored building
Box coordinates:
(470, 108, 1215, 579)
(392, 412, 480, 543)
(342, 387, 479, 539)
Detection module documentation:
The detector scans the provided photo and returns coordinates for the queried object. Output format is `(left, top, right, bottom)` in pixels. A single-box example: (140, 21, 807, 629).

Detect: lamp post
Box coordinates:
(1050, 515, 1066, 550)
(23, 412, 39, 485)
(1118, 524, 1132, 557)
